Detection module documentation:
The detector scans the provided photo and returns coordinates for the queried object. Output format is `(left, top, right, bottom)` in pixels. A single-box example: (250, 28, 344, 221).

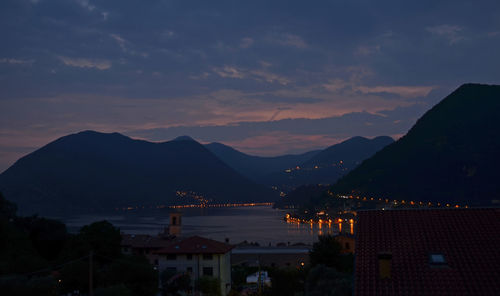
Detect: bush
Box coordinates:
(305, 265, 352, 296)
(196, 276, 221, 296)
(95, 284, 133, 296)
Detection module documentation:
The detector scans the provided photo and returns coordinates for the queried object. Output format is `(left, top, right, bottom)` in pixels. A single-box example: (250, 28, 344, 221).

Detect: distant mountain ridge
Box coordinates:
(302, 136, 394, 168)
(331, 83, 500, 205)
(204, 142, 320, 182)
(0, 131, 277, 215)
(0, 130, 396, 215)
(263, 136, 394, 191)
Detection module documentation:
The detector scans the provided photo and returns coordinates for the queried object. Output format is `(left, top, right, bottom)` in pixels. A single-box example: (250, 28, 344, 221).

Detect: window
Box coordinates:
(166, 267, 177, 273)
(378, 253, 392, 279)
(203, 254, 213, 260)
(429, 253, 446, 265)
(154, 259, 159, 266)
(187, 267, 193, 273)
(186, 254, 193, 260)
(345, 242, 350, 249)
(167, 254, 177, 260)
(203, 267, 213, 276)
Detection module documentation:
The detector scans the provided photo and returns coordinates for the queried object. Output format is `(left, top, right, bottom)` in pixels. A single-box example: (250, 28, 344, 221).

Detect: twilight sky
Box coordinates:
(1, 0, 500, 172)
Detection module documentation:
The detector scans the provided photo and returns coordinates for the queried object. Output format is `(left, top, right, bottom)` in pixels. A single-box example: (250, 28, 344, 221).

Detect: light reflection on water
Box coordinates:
(57, 206, 338, 246)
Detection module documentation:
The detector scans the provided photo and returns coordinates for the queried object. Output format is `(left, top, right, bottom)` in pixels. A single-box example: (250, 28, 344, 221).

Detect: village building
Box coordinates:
(355, 208, 500, 295)
(121, 233, 175, 266)
(155, 235, 233, 296)
(120, 212, 233, 295)
(120, 211, 183, 263)
(334, 233, 355, 254)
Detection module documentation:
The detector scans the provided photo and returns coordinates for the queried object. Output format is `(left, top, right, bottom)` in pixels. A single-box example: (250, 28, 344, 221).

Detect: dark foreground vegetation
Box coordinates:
(0, 192, 158, 296)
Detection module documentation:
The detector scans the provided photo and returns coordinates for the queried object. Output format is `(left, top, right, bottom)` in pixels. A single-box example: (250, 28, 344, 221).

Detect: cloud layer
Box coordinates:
(1, 0, 500, 171)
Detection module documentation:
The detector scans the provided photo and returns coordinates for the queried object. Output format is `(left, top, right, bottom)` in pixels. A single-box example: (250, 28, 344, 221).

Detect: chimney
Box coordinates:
(378, 252, 392, 279)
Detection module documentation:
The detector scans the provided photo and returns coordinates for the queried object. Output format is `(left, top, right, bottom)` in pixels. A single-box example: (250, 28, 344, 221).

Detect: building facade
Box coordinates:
(155, 235, 233, 296)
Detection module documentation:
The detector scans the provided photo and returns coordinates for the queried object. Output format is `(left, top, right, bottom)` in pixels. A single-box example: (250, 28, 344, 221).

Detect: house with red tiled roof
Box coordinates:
(155, 235, 234, 296)
(355, 208, 500, 295)
(121, 233, 176, 266)
(120, 212, 183, 266)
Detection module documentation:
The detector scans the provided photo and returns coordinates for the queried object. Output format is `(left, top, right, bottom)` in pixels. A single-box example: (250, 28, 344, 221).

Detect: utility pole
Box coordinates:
(257, 256, 262, 296)
(89, 250, 94, 296)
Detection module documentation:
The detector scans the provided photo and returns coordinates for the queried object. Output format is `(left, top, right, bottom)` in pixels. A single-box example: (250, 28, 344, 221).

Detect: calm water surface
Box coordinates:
(57, 206, 339, 246)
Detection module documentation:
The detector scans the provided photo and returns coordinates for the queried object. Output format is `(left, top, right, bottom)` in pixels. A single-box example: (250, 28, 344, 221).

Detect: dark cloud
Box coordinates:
(0, 0, 499, 169)
(126, 102, 429, 144)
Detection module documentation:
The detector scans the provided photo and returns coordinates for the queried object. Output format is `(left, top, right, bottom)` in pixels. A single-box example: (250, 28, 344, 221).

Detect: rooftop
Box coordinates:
(355, 208, 500, 295)
(121, 233, 176, 249)
(155, 235, 233, 254)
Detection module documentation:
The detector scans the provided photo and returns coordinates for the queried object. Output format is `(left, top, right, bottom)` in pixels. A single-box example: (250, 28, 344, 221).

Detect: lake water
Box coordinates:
(56, 206, 339, 246)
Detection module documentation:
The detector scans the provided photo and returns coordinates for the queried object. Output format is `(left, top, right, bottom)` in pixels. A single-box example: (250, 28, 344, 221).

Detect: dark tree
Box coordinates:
(58, 260, 90, 294)
(14, 216, 68, 260)
(95, 284, 133, 296)
(309, 235, 342, 268)
(0, 275, 56, 296)
(195, 276, 221, 296)
(268, 267, 307, 296)
(161, 270, 191, 296)
(106, 255, 158, 296)
(305, 265, 352, 296)
(79, 220, 122, 261)
(0, 191, 17, 220)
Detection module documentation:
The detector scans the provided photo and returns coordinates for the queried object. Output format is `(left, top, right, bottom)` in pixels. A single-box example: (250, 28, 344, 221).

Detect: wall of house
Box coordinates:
(218, 252, 231, 295)
(122, 246, 161, 266)
(158, 253, 232, 296)
(336, 235, 355, 254)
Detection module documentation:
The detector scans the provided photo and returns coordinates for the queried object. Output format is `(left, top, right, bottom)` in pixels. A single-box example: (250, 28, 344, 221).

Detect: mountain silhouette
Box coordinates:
(331, 83, 500, 205)
(302, 136, 394, 168)
(0, 131, 277, 215)
(264, 136, 394, 191)
(204, 142, 320, 182)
